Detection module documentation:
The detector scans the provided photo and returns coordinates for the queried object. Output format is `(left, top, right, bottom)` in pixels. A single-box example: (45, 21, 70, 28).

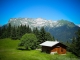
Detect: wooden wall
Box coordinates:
(51, 46, 66, 54)
(41, 43, 67, 54)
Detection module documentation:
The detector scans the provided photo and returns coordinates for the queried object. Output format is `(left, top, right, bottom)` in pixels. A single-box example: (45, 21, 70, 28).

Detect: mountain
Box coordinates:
(8, 18, 80, 42)
(0, 25, 2, 27)
(77, 24, 80, 27)
(8, 18, 76, 28)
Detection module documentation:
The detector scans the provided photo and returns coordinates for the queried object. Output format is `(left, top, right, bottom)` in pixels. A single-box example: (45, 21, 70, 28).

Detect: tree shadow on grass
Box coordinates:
(17, 47, 31, 51)
(17, 47, 27, 51)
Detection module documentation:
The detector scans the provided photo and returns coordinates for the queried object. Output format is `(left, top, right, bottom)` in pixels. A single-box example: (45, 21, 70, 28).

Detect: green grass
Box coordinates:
(0, 38, 79, 60)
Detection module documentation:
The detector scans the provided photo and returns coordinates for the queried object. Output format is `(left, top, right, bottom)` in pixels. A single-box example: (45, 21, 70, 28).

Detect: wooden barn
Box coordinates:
(40, 41, 67, 54)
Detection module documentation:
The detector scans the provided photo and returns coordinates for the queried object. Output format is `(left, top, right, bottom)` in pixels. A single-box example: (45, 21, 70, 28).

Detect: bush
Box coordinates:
(19, 33, 38, 50)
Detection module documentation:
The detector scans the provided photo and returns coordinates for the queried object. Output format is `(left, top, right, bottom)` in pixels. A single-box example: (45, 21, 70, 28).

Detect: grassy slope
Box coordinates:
(0, 38, 79, 60)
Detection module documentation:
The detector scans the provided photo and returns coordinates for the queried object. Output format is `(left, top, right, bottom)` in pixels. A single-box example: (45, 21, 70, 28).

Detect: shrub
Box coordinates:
(19, 33, 38, 50)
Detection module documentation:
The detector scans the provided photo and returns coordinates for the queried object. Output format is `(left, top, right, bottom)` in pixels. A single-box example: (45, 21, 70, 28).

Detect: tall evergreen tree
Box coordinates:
(38, 27, 47, 43)
(7, 23, 11, 37)
(23, 25, 27, 34)
(16, 26, 20, 39)
(26, 25, 32, 33)
(18, 24, 24, 39)
(38, 27, 54, 44)
(0, 27, 2, 38)
(68, 29, 80, 57)
(33, 27, 39, 37)
(11, 26, 17, 39)
(1, 25, 7, 38)
(45, 32, 54, 41)
(33, 27, 40, 47)
(75, 29, 80, 57)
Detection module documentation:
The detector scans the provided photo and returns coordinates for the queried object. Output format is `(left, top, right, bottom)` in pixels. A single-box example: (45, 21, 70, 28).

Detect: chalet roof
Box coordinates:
(40, 41, 59, 47)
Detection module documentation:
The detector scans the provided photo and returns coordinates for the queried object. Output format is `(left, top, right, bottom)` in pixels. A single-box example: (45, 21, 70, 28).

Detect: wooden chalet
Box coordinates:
(40, 41, 67, 54)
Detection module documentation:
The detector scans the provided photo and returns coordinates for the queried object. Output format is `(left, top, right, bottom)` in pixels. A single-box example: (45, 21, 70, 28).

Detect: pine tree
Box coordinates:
(16, 26, 20, 39)
(0, 27, 2, 38)
(38, 27, 47, 43)
(69, 29, 80, 57)
(18, 24, 24, 39)
(26, 25, 32, 33)
(33, 27, 40, 37)
(23, 25, 27, 34)
(45, 32, 54, 41)
(68, 37, 76, 53)
(33, 27, 40, 47)
(75, 29, 80, 57)
(11, 26, 17, 39)
(7, 23, 11, 37)
(1, 25, 7, 38)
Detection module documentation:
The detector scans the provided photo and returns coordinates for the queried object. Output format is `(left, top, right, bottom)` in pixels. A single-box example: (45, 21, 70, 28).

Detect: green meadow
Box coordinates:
(0, 38, 79, 60)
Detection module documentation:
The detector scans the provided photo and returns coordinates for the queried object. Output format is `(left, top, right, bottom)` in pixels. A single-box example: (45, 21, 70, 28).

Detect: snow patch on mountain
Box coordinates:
(77, 24, 80, 27)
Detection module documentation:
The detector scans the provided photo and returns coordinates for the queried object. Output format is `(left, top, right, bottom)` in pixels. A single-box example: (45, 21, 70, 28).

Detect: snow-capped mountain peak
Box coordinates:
(8, 18, 76, 29)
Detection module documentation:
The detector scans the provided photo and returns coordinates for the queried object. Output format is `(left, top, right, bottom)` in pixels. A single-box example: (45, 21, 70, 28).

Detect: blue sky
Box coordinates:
(0, 0, 80, 25)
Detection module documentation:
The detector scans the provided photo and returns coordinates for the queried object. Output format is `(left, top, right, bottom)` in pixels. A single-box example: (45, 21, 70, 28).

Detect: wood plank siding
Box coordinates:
(41, 43, 67, 54)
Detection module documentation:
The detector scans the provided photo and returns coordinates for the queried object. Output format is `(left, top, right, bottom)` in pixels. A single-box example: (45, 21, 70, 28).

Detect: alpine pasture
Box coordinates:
(0, 38, 79, 60)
